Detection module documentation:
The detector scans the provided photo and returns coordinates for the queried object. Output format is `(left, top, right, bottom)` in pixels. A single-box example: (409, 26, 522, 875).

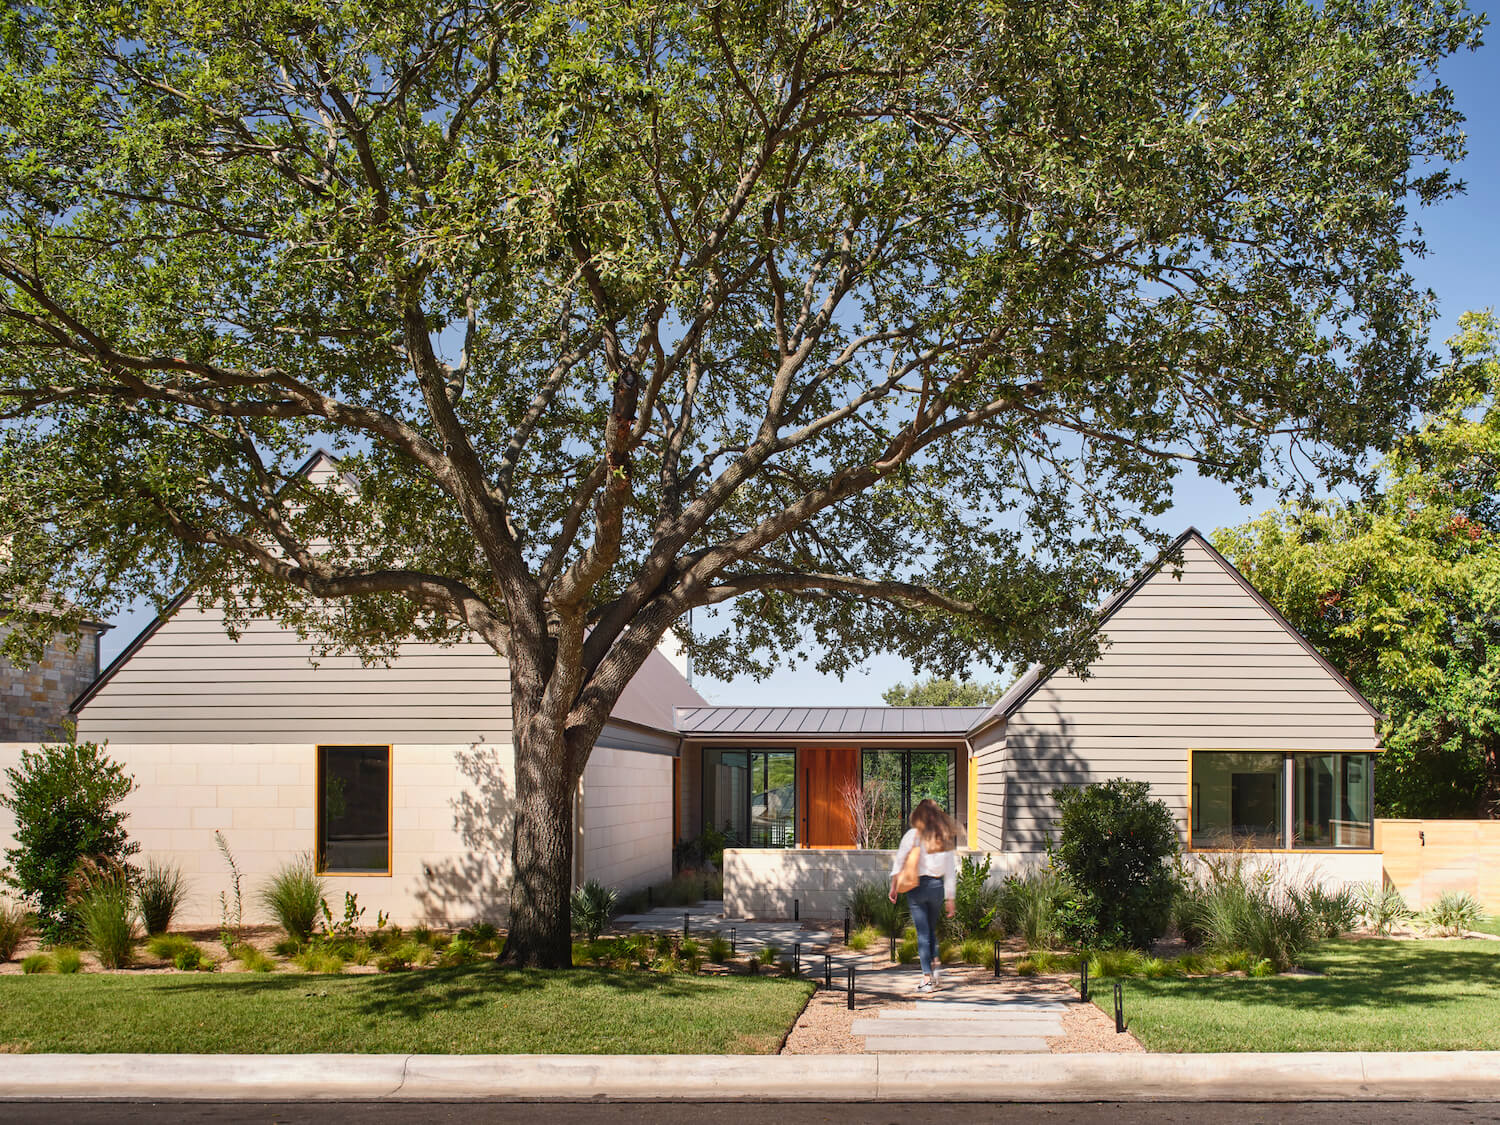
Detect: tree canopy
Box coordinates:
(883, 676, 1003, 708)
(0, 0, 1482, 962)
(1216, 312, 1500, 818)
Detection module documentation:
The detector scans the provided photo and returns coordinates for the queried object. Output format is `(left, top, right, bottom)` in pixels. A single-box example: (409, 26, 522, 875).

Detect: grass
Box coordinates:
(0, 963, 812, 1054)
(1471, 916, 1500, 938)
(1093, 939, 1500, 1052)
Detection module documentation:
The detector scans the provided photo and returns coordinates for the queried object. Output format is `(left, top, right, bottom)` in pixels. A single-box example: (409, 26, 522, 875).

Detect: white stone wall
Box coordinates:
(0, 740, 514, 927)
(580, 746, 673, 893)
(724, 846, 1386, 920)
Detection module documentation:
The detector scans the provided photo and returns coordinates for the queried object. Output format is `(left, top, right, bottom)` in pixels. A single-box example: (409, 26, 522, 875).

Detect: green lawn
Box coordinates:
(1473, 917, 1500, 937)
(1093, 939, 1500, 1052)
(0, 964, 813, 1054)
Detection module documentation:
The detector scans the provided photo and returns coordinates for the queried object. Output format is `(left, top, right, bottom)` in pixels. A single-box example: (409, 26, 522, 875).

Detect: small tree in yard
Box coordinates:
(0, 741, 139, 939)
(0, 0, 1480, 966)
(1051, 780, 1178, 950)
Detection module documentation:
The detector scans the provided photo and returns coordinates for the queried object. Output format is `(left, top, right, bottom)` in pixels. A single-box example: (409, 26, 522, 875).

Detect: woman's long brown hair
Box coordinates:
(910, 798, 959, 853)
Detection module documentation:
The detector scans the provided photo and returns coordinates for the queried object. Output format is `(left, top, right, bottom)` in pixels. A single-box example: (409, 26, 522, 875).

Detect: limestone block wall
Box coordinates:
(579, 746, 673, 893)
(1182, 849, 1384, 892)
(0, 624, 101, 741)
(0, 740, 515, 927)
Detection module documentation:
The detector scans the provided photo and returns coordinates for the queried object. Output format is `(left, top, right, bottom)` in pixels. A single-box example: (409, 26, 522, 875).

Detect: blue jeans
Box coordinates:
(906, 875, 945, 976)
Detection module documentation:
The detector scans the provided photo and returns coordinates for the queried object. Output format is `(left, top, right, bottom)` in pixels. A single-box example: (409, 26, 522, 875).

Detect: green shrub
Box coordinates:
(847, 924, 880, 952)
(1015, 950, 1078, 975)
(0, 741, 139, 939)
(21, 952, 51, 974)
(679, 938, 703, 973)
(441, 937, 482, 966)
(897, 927, 918, 965)
(0, 898, 30, 961)
(847, 882, 907, 936)
(959, 936, 996, 968)
(1051, 779, 1179, 949)
(136, 859, 187, 936)
(54, 947, 82, 974)
(1424, 890, 1483, 937)
(75, 872, 138, 968)
(378, 942, 424, 972)
(175, 944, 215, 971)
(570, 879, 619, 940)
(999, 866, 1071, 950)
(147, 933, 200, 962)
(950, 854, 1002, 939)
(273, 936, 305, 957)
(411, 924, 435, 946)
(232, 943, 275, 972)
(293, 947, 346, 974)
(1358, 883, 1413, 935)
(1296, 884, 1362, 939)
(466, 921, 499, 947)
(756, 944, 779, 967)
(706, 935, 731, 963)
(258, 855, 325, 943)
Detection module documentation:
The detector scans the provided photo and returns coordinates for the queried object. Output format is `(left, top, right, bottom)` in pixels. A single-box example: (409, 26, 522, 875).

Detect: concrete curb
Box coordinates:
(3, 1052, 1500, 1101)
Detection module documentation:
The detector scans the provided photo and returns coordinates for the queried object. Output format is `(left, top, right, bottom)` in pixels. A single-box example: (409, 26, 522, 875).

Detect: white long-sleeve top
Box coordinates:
(889, 828, 956, 900)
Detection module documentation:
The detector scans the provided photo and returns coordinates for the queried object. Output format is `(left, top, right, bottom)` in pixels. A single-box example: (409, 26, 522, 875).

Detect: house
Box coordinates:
(0, 518, 1384, 926)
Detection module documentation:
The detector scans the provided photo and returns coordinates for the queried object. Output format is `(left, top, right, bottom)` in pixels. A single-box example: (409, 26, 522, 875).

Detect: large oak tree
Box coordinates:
(0, 0, 1481, 964)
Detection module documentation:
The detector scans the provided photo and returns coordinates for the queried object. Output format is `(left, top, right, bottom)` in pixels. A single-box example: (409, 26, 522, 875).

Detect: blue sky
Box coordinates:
(99, 31, 1500, 708)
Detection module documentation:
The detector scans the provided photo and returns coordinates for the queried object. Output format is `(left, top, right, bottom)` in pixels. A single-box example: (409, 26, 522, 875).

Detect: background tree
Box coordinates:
(0, 0, 1480, 965)
(883, 676, 1004, 708)
(0, 741, 139, 940)
(1217, 312, 1500, 817)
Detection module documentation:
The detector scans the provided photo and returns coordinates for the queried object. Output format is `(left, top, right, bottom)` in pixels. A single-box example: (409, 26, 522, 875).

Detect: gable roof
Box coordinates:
(675, 705, 988, 738)
(73, 449, 704, 734)
(970, 527, 1382, 735)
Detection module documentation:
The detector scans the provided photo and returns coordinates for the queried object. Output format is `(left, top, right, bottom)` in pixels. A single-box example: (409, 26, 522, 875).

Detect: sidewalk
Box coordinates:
(3, 1052, 1500, 1101)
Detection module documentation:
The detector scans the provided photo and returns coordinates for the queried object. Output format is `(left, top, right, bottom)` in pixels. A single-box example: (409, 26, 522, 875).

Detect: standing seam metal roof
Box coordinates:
(673, 705, 989, 737)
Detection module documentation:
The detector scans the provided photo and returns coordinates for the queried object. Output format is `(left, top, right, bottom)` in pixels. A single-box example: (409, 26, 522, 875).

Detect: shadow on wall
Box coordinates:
(1001, 711, 1090, 852)
(414, 739, 513, 926)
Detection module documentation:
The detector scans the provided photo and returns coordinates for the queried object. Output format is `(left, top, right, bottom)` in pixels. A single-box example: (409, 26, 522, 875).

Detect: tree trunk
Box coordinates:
(502, 718, 577, 968)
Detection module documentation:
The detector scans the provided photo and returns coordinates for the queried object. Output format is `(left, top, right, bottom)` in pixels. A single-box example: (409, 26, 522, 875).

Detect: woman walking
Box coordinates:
(888, 798, 959, 993)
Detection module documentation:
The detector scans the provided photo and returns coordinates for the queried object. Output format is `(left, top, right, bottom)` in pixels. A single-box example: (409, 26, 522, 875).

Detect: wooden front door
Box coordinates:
(802, 747, 859, 848)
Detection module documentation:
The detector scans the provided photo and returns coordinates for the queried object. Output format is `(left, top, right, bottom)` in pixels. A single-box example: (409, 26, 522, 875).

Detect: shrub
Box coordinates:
(294, 947, 346, 974)
(706, 935, 731, 963)
(136, 859, 187, 936)
(231, 943, 275, 972)
(570, 879, 619, 940)
(441, 937, 482, 967)
(147, 933, 200, 962)
(756, 944, 779, 966)
(411, 924, 435, 946)
(1051, 779, 1179, 949)
(54, 947, 82, 974)
(273, 936, 305, 957)
(378, 942, 425, 972)
(848, 881, 907, 937)
(1358, 883, 1414, 936)
(21, 952, 51, 974)
(1296, 884, 1362, 940)
(959, 936, 996, 968)
(897, 926, 918, 965)
(998, 866, 1071, 950)
(1425, 890, 1483, 937)
(0, 741, 138, 939)
(176, 944, 215, 971)
(0, 898, 30, 961)
(847, 924, 880, 952)
(679, 938, 703, 973)
(950, 854, 1002, 939)
(74, 871, 138, 968)
(258, 855, 325, 943)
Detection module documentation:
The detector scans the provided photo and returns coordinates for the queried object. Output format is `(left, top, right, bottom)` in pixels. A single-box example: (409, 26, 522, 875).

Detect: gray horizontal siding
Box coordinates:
(996, 538, 1381, 851)
(78, 597, 512, 745)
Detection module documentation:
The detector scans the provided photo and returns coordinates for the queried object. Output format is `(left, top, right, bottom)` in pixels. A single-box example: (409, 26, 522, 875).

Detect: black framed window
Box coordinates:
(701, 748, 796, 847)
(317, 745, 391, 874)
(861, 749, 955, 849)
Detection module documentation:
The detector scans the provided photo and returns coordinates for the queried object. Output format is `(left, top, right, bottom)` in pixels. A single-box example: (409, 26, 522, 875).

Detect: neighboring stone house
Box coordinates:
(0, 608, 108, 741)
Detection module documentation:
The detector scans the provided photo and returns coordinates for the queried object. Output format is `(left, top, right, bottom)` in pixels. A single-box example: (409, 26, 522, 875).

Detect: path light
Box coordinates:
(847, 967, 855, 1011)
(1080, 955, 1090, 1003)
(794, 898, 800, 921)
(683, 912, 690, 939)
(729, 927, 736, 955)
(793, 942, 800, 975)
(824, 953, 832, 989)
(1114, 982, 1126, 1033)
(993, 941, 1002, 979)
(889, 936, 897, 963)
(843, 908, 851, 944)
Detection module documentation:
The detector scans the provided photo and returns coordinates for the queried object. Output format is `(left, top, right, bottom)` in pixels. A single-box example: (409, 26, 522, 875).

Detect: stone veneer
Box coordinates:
(0, 620, 103, 741)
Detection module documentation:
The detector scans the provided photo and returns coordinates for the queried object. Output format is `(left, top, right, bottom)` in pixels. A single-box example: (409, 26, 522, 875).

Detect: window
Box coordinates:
(1190, 750, 1374, 851)
(861, 749, 955, 849)
(317, 746, 391, 874)
(701, 748, 796, 847)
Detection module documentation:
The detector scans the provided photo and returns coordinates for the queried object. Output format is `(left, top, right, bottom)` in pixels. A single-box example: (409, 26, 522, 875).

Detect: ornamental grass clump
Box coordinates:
(1424, 890, 1483, 937)
(0, 899, 30, 962)
(53, 947, 82, 974)
(72, 863, 139, 969)
(21, 952, 51, 974)
(1358, 883, 1414, 935)
(847, 882, 906, 937)
(258, 854, 325, 943)
(998, 866, 1072, 950)
(1176, 856, 1316, 973)
(136, 859, 187, 936)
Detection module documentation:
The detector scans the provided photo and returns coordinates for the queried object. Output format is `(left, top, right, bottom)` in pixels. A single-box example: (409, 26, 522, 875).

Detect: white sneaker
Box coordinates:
(931, 967, 943, 988)
(915, 977, 935, 994)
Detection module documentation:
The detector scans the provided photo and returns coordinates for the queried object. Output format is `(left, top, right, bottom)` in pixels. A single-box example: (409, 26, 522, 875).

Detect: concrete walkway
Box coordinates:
(4, 1052, 1500, 1101)
(853, 991, 1069, 1053)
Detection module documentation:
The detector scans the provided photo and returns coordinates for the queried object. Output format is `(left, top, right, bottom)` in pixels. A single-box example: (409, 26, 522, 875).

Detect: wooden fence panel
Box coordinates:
(1375, 818, 1500, 913)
